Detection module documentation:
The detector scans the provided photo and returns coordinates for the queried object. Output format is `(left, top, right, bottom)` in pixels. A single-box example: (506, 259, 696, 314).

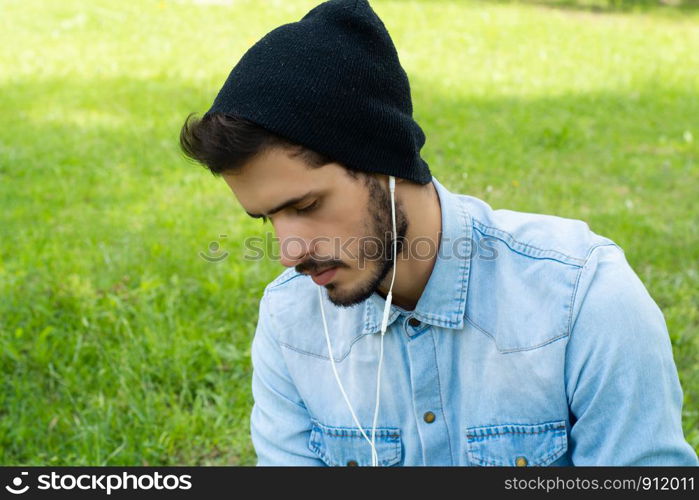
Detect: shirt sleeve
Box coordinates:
(249, 290, 325, 466)
(564, 243, 698, 465)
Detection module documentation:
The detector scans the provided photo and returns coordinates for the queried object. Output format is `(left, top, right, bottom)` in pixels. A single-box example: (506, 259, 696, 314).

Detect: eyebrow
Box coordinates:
(245, 190, 318, 219)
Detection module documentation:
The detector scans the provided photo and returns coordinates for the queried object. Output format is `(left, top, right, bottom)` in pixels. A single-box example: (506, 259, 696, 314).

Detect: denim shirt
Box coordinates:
(250, 176, 698, 466)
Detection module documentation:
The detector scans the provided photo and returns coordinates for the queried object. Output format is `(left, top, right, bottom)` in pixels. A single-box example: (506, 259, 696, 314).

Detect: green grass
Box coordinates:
(1, 0, 697, 465)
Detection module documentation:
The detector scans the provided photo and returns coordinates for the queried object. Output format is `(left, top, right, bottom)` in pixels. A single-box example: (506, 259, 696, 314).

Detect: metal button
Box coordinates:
(347, 460, 358, 467)
(423, 411, 436, 423)
(408, 317, 421, 327)
(515, 456, 528, 467)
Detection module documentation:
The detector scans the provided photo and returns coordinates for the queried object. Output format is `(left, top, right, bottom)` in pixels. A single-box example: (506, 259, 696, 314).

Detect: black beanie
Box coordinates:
(204, 0, 432, 184)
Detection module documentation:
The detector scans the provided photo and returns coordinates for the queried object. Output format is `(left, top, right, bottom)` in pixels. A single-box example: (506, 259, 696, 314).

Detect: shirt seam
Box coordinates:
(566, 242, 621, 338)
(471, 217, 588, 266)
(430, 332, 454, 464)
(464, 315, 569, 353)
(279, 332, 374, 362)
(267, 269, 303, 290)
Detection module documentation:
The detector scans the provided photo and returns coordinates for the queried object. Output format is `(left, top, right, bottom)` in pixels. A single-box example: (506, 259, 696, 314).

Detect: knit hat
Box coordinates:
(204, 0, 432, 184)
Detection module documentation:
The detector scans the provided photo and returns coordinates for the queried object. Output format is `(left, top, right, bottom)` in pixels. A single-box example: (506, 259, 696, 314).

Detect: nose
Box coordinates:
(275, 223, 313, 268)
(279, 238, 312, 268)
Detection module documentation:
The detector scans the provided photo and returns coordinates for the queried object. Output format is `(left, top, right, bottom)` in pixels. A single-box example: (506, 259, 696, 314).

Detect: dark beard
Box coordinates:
(325, 176, 408, 308)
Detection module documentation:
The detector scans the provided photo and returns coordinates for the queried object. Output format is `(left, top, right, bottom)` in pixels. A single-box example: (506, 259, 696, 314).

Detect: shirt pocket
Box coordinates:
(466, 420, 568, 466)
(308, 419, 402, 466)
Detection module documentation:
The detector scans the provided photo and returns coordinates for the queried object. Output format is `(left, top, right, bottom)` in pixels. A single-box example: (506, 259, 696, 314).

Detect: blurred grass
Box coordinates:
(0, 0, 697, 464)
(486, 0, 699, 13)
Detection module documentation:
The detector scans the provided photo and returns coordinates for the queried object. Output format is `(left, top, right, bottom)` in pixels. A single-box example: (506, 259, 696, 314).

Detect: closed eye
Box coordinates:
(259, 200, 318, 224)
(295, 199, 319, 215)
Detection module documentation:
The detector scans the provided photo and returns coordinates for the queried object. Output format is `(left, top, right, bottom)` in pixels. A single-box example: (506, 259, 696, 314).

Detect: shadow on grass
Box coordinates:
(1, 74, 697, 286)
(478, 0, 699, 14)
(1, 73, 697, 463)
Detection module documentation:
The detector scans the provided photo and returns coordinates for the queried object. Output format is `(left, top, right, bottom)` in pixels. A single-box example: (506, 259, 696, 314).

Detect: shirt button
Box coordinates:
(423, 411, 436, 423)
(408, 317, 421, 327)
(347, 460, 359, 467)
(515, 456, 528, 467)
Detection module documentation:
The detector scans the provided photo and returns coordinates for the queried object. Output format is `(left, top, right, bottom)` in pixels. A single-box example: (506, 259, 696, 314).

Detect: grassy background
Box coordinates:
(1, 0, 697, 465)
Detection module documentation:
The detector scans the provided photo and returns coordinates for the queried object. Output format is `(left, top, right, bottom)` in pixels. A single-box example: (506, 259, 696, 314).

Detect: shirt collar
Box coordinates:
(362, 176, 472, 334)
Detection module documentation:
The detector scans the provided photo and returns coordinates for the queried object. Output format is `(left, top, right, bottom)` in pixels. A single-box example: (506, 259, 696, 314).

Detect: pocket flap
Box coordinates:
(308, 419, 402, 467)
(466, 420, 567, 466)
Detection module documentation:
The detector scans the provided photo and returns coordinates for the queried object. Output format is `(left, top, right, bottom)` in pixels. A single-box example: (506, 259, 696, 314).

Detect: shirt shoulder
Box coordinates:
(265, 267, 304, 292)
(459, 194, 618, 265)
(261, 267, 367, 359)
(459, 194, 622, 352)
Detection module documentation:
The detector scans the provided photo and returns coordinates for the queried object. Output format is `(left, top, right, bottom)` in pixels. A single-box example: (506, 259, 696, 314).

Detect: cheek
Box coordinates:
(314, 201, 371, 257)
(317, 228, 362, 265)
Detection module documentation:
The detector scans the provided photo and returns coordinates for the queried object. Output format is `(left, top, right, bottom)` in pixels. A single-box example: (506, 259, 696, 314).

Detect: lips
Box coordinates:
(309, 267, 338, 286)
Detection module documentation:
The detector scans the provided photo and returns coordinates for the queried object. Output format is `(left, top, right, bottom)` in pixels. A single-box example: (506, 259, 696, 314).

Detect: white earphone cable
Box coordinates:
(370, 175, 396, 465)
(318, 285, 378, 465)
(317, 175, 397, 467)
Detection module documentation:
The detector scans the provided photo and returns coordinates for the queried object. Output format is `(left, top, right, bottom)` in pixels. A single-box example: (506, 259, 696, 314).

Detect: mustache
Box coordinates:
(296, 260, 344, 275)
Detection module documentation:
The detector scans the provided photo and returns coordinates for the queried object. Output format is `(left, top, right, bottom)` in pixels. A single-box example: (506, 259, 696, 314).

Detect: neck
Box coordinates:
(376, 180, 442, 311)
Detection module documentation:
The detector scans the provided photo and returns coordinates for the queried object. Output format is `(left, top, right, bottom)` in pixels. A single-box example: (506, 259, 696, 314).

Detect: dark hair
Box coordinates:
(180, 112, 361, 179)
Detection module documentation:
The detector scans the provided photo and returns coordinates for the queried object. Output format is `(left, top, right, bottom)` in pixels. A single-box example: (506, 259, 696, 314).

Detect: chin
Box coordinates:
(325, 269, 380, 308)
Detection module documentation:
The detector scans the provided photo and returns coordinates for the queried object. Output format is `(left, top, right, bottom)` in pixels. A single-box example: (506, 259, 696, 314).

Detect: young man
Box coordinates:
(180, 0, 698, 466)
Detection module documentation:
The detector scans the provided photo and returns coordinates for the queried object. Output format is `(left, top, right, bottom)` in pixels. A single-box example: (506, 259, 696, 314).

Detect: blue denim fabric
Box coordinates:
(250, 176, 698, 466)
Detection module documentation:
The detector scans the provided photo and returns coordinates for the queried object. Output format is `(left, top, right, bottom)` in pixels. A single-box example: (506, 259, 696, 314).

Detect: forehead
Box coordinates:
(222, 147, 337, 213)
